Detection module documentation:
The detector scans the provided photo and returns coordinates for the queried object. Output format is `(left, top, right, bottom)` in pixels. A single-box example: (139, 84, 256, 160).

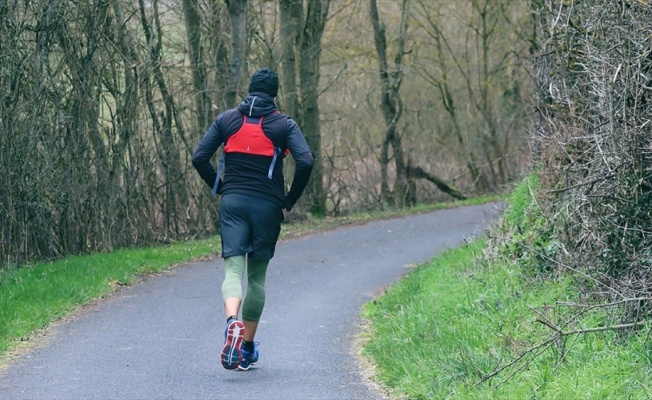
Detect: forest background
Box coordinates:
(0, 0, 532, 268)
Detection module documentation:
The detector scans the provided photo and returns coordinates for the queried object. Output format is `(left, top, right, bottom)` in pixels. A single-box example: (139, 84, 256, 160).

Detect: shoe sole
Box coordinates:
(221, 321, 245, 370)
(237, 361, 257, 371)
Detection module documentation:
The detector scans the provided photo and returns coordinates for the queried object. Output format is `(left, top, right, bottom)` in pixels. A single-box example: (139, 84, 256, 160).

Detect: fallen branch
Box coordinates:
(555, 320, 648, 336)
(477, 319, 650, 387)
(556, 298, 652, 309)
(476, 334, 558, 386)
(407, 165, 467, 200)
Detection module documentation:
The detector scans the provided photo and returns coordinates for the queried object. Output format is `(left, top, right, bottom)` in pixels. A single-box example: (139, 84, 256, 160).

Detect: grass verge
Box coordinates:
(0, 196, 498, 360)
(361, 239, 652, 399)
(0, 239, 219, 356)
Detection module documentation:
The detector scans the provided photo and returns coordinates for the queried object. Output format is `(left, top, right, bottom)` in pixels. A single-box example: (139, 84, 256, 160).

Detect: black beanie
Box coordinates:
(248, 68, 279, 98)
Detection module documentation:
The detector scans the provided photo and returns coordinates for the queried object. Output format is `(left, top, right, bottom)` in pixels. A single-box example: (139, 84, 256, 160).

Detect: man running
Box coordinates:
(192, 68, 313, 370)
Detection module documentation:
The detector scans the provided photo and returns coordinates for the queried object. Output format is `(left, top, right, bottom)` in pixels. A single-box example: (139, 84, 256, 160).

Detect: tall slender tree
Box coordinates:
(225, 0, 247, 108)
(279, 0, 330, 215)
(279, 0, 301, 120)
(183, 0, 212, 132)
(370, 0, 465, 204)
(369, 0, 409, 206)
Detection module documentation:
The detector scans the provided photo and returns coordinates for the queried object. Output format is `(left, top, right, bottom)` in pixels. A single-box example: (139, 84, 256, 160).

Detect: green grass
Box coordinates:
(0, 196, 499, 359)
(362, 239, 652, 399)
(0, 239, 219, 355)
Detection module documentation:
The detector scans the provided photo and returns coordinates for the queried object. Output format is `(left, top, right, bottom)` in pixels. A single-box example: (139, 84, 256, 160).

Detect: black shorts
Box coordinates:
(219, 193, 284, 260)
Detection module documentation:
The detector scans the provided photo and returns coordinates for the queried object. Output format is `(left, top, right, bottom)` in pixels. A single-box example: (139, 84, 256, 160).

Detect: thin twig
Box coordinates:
(477, 319, 649, 387)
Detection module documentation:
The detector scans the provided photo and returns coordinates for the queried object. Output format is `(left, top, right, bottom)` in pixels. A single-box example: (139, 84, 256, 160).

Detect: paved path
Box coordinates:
(0, 204, 500, 399)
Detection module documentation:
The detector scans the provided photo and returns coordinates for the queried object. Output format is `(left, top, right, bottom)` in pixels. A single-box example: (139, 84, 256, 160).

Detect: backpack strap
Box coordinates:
(267, 147, 282, 179)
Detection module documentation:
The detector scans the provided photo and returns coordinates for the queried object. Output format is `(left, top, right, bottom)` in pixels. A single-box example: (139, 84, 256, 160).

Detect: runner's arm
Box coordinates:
(192, 115, 225, 188)
(285, 119, 314, 211)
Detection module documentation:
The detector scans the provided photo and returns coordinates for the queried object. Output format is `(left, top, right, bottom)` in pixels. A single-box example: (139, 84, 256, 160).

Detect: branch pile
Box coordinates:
(532, 0, 652, 313)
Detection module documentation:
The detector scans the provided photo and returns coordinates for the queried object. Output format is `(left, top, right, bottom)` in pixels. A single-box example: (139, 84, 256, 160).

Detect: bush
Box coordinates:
(530, 0, 652, 314)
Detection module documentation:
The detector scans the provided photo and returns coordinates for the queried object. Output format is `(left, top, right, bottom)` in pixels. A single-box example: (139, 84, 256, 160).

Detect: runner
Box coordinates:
(192, 68, 314, 370)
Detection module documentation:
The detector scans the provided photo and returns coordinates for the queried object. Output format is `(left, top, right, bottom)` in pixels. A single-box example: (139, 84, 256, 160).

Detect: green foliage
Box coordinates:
(362, 240, 652, 399)
(492, 174, 558, 275)
(362, 241, 502, 398)
(0, 239, 219, 355)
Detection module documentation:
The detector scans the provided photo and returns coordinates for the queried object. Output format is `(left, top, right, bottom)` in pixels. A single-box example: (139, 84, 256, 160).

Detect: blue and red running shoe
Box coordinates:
(221, 320, 245, 370)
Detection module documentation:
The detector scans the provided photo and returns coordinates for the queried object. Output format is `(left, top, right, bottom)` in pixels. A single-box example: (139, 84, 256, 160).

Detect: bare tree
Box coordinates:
(370, 0, 465, 206)
(183, 0, 212, 131)
(369, 0, 411, 206)
(0, 0, 533, 269)
(414, 0, 487, 190)
(469, 0, 514, 187)
(413, 0, 528, 192)
(225, 0, 248, 108)
(139, 0, 190, 235)
(210, 1, 232, 112)
(279, 0, 301, 119)
(278, 0, 331, 215)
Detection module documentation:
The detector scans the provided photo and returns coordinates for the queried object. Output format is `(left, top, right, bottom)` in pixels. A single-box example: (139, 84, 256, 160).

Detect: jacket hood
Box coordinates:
(238, 93, 278, 117)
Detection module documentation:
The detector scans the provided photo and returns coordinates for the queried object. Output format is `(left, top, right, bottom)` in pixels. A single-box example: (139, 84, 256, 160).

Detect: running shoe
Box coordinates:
(221, 320, 245, 370)
(238, 342, 259, 371)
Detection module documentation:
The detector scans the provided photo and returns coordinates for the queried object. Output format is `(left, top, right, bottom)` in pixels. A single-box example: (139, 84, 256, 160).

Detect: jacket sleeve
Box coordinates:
(192, 114, 224, 189)
(284, 118, 314, 211)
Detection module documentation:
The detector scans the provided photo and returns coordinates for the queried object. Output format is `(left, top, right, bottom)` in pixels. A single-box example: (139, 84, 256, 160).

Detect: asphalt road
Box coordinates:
(0, 204, 500, 400)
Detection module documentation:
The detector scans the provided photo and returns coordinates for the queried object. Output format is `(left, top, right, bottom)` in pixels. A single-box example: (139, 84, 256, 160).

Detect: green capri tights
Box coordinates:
(221, 255, 269, 322)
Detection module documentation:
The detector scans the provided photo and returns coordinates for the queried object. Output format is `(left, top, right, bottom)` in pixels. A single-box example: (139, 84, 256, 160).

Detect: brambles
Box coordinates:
(531, 0, 652, 320)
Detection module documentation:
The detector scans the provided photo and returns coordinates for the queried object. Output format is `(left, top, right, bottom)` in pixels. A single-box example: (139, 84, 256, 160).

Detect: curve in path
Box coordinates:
(0, 203, 500, 400)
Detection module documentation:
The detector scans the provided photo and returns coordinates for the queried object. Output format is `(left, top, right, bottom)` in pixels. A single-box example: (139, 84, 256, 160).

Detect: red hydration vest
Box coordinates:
(224, 115, 276, 156)
(211, 115, 286, 195)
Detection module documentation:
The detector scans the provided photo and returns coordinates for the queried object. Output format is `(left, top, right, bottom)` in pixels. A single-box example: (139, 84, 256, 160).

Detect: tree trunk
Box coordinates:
(225, 0, 247, 108)
(139, 0, 188, 235)
(211, 0, 231, 113)
(474, 0, 507, 187)
(369, 0, 409, 207)
(298, 0, 330, 215)
(110, 0, 141, 248)
(279, 0, 302, 120)
(183, 0, 212, 132)
(415, 0, 489, 191)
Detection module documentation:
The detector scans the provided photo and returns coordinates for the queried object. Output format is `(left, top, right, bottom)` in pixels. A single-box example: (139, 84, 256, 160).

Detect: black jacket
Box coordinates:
(192, 93, 313, 211)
